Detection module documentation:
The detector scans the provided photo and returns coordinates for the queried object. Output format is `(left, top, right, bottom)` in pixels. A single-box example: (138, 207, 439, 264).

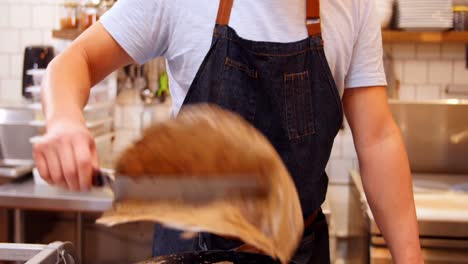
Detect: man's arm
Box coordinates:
(342, 86, 423, 263)
(42, 22, 134, 122)
(34, 22, 134, 191)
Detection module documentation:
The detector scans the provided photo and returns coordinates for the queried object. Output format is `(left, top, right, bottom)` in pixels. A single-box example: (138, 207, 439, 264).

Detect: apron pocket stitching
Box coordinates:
(283, 70, 316, 139)
(225, 57, 258, 78)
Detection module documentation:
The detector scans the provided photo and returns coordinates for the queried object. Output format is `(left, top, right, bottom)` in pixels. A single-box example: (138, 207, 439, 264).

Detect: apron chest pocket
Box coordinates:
(216, 57, 258, 123)
(282, 70, 316, 139)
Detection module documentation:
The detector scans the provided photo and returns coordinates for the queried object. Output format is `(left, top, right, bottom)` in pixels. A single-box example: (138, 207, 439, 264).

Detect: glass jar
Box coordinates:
(80, 1, 99, 30)
(98, 0, 114, 17)
(453, 5, 468, 31)
(59, 1, 79, 29)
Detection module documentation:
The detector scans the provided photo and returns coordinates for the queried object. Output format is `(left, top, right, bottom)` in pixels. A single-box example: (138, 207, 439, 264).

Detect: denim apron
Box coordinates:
(152, 0, 343, 263)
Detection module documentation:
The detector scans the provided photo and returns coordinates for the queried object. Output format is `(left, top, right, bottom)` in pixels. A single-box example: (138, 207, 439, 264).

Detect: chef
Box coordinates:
(34, 0, 423, 263)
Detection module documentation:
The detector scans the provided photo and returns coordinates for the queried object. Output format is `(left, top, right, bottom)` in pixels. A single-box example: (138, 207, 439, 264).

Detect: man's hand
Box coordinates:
(343, 86, 424, 263)
(34, 22, 134, 191)
(33, 116, 98, 192)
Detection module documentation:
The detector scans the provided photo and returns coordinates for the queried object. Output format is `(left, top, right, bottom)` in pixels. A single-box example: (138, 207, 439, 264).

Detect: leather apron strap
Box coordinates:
(216, 0, 321, 36)
(215, 0, 234, 25)
(306, 0, 321, 36)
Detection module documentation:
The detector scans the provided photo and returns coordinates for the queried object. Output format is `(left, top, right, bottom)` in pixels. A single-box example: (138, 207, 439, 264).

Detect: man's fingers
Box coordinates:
(33, 145, 51, 184)
(58, 141, 79, 191)
(73, 137, 94, 191)
(42, 146, 65, 186)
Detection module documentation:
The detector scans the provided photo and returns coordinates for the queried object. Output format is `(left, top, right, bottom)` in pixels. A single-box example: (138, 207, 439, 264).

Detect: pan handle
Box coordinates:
(92, 169, 114, 188)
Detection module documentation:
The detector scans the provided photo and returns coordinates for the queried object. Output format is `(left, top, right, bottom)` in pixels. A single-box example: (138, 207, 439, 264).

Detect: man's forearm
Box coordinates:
(41, 22, 134, 125)
(357, 123, 422, 263)
(42, 49, 92, 124)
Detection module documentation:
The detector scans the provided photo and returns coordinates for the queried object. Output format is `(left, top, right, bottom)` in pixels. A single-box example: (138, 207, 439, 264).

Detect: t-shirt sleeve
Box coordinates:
(100, 0, 171, 64)
(344, 0, 387, 89)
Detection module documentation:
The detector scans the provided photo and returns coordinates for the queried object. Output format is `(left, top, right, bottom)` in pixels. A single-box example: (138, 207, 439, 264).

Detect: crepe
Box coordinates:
(97, 104, 303, 263)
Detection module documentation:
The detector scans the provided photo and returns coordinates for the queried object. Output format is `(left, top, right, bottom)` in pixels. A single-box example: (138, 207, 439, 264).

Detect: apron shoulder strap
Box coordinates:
(216, 0, 234, 25)
(306, 0, 321, 36)
(216, 0, 321, 36)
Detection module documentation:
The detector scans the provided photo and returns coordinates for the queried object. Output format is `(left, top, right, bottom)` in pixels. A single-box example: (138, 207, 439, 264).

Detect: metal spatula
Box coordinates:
(93, 170, 268, 203)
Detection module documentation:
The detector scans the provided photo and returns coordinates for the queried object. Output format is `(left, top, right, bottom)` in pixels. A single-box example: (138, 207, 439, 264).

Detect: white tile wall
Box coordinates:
(0, 79, 22, 101)
(0, 29, 20, 53)
(9, 4, 31, 29)
(0, 55, 8, 78)
(389, 43, 467, 101)
(428, 61, 453, 84)
(441, 44, 466, 59)
(398, 84, 417, 100)
(0, 0, 60, 102)
(392, 44, 416, 59)
(20, 29, 43, 48)
(10, 54, 23, 78)
(393, 60, 404, 81)
(32, 5, 56, 29)
(403, 60, 428, 84)
(0, 5, 9, 27)
(416, 85, 441, 100)
(416, 44, 440, 59)
(453, 60, 468, 85)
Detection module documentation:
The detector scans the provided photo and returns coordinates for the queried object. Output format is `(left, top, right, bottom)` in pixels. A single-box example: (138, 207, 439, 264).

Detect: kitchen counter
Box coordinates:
(350, 169, 468, 239)
(0, 177, 114, 257)
(0, 178, 113, 212)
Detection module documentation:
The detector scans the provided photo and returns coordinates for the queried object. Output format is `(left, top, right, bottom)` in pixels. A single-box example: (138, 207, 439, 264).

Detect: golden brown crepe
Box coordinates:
(97, 104, 303, 263)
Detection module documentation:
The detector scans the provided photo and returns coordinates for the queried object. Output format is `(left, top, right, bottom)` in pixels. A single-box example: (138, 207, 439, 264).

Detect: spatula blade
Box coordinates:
(94, 171, 268, 202)
(112, 175, 268, 202)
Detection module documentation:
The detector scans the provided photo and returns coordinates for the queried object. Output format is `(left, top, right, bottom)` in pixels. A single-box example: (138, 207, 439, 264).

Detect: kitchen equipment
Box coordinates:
(136, 251, 278, 264)
(454, 5, 468, 31)
(93, 170, 267, 202)
(59, 1, 80, 29)
(389, 100, 468, 174)
(0, 159, 34, 184)
(0, 102, 40, 161)
(396, 0, 454, 31)
(80, 1, 99, 30)
(27, 69, 46, 86)
(0, 241, 79, 264)
(22, 46, 54, 99)
(350, 170, 468, 264)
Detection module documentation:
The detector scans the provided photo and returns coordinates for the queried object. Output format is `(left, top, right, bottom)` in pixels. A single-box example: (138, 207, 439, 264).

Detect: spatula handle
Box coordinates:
(92, 170, 107, 187)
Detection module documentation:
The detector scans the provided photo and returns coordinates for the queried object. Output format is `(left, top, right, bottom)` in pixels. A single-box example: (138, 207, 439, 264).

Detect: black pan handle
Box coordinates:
(92, 170, 109, 187)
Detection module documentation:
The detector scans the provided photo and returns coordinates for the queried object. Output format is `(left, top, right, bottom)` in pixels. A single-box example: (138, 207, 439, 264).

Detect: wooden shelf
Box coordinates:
(52, 29, 84, 40)
(382, 30, 468, 43)
(53, 29, 468, 43)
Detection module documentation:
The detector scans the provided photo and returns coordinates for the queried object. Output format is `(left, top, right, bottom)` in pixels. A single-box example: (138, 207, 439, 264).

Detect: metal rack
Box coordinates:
(0, 241, 80, 264)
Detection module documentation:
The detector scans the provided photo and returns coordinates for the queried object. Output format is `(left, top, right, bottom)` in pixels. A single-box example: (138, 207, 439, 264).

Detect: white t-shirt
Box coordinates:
(101, 0, 387, 114)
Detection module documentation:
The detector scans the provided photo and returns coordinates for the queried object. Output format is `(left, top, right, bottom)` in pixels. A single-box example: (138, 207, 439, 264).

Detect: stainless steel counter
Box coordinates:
(0, 177, 113, 258)
(350, 170, 468, 238)
(350, 170, 468, 263)
(0, 178, 113, 212)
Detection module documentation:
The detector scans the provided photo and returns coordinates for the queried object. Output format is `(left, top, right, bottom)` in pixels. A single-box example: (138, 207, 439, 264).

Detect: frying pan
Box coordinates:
(136, 251, 279, 264)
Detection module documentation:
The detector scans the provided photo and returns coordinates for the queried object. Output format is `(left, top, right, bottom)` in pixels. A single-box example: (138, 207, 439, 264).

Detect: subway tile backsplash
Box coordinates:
(428, 60, 453, 84)
(0, 0, 60, 102)
(403, 60, 428, 84)
(416, 44, 440, 59)
(387, 43, 467, 102)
